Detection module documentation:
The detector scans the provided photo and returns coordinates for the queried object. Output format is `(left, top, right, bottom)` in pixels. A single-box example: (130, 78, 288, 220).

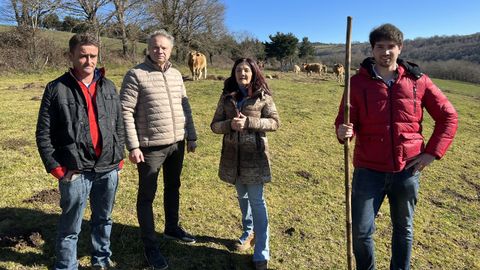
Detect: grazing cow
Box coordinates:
(302, 63, 322, 76)
(320, 64, 328, 74)
(257, 60, 265, 69)
(333, 63, 345, 83)
(293, 64, 301, 74)
(187, 51, 207, 81)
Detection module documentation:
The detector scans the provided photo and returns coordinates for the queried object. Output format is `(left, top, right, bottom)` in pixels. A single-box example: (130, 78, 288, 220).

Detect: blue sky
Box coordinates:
(223, 0, 480, 43)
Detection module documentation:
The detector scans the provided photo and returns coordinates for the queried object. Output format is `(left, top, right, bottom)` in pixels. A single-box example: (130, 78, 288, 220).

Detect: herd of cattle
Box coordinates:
(186, 50, 346, 83)
(299, 62, 345, 83)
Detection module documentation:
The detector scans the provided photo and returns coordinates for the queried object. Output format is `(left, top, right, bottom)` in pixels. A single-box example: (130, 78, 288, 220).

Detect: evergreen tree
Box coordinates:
(298, 37, 315, 61)
(264, 32, 298, 69)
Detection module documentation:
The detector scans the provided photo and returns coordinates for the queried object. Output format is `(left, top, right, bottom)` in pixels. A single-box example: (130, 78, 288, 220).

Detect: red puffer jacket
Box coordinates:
(335, 58, 458, 172)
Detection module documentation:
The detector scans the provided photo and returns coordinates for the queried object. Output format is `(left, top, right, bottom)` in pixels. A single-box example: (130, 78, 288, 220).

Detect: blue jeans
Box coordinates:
(352, 167, 420, 270)
(235, 182, 270, 262)
(54, 169, 119, 270)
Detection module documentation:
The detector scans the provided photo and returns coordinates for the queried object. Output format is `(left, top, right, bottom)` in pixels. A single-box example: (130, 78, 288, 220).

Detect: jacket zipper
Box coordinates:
(387, 83, 397, 170)
(162, 72, 177, 140)
(227, 97, 241, 179)
(230, 94, 253, 179)
(413, 82, 417, 114)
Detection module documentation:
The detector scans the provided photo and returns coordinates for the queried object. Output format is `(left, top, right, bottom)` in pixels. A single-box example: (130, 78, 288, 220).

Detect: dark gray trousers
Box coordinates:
(136, 140, 185, 249)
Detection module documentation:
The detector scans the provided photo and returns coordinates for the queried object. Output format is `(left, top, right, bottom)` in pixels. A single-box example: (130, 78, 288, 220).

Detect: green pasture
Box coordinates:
(0, 68, 478, 269)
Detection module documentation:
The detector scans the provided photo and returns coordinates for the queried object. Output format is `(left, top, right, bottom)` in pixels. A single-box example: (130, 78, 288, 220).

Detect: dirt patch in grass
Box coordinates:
(0, 228, 44, 248)
(22, 82, 45, 90)
(296, 170, 312, 180)
(284, 227, 296, 236)
(429, 198, 446, 208)
(283, 227, 307, 241)
(464, 178, 480, 200)
(0, 137, 31, 150)
(442, 187, 477, 202)
(23, 188, 60, 204)
(295, 170, 321, 184)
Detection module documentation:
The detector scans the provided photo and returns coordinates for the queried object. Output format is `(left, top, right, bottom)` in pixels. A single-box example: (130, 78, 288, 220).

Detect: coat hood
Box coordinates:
(359, 57, 424, 80)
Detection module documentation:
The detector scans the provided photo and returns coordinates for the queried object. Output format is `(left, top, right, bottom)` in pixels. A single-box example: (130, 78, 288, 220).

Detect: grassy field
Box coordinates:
(0, 66, 478, 270)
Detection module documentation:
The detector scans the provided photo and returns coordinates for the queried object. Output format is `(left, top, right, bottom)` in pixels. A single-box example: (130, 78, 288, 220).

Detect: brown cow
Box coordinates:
(302, 63, 322, 76)
(333, 63, 345, 83)
(188, 51, 207, 81)
(320, 64, 328, 74)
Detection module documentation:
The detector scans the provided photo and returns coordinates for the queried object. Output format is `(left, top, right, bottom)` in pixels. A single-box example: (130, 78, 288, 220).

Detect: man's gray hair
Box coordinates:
(148, 29, 175, 46)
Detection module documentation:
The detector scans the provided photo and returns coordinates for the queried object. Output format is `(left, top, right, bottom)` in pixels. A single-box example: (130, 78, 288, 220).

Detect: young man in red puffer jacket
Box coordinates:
(335, 23, 458, 270)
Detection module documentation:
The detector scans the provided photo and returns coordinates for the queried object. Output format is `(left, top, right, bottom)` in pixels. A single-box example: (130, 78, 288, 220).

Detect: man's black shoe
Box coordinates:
(164, 226, 196, 243)
(144, 248, 168, 270)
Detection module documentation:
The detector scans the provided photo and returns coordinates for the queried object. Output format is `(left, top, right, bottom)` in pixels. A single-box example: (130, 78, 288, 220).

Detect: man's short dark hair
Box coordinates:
(69, 33, 99, 53)
(369, 23, 404, 48)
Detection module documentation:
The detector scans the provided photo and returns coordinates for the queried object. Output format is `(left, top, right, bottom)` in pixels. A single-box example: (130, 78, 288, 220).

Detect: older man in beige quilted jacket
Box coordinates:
(120, 29, 197, 270)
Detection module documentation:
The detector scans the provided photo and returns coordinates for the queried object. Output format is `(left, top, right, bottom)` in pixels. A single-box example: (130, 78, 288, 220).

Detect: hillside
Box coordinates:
(0, 25, 147, 72)
(313, 32, 480, 63)
(312, 33, 480, 83)
(0, 25, 147, 54)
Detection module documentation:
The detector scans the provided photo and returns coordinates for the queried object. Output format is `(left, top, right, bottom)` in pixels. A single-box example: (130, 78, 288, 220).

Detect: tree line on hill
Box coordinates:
(0, 0, 313, 72)
(0, 0, 478, 84)
(315, 33, 480, 84)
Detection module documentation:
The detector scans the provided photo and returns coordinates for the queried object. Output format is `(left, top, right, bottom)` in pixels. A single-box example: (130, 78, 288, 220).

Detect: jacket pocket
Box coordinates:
(112, 132, 124, 164)
(59, 143, 82, 170)
(400, 133, 424, 161)
(58, 98, 78, 126)
(103, 93, 118, 116)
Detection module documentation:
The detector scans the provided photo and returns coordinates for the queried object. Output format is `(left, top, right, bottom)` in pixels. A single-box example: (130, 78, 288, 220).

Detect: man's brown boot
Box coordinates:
(235, 233, 255, 251)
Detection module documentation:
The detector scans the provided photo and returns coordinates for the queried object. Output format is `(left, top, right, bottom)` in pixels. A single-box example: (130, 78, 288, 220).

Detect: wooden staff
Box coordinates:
(344, 16, 354, 270)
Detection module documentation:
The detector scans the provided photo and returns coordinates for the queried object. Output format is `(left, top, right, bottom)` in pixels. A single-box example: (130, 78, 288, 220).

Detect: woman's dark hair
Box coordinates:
(369, 23, 403, 48)
(223, 58, 271, 96)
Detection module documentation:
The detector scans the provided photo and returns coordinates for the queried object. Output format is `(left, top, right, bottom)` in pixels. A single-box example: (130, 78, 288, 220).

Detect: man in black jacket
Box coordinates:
(36, 33, 125, 270)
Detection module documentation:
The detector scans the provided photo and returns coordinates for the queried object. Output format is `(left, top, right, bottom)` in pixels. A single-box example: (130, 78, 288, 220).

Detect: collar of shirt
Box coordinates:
(373, 64, 398, 87)
(69, 68, 101, 90)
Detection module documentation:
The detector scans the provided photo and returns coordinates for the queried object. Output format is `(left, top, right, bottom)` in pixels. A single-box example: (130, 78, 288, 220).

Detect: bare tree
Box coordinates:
(63, 0, 115, 62)
(230, 31, 265, 60)
(147, 0, 226, 61)
(64, 0, 112, 31)
(111, 0, 142, 56)
(0, 0, 62, 69)
(147, 0, 182, 37)
(1, 0, 62, 28)
(188, 0, 226, 63)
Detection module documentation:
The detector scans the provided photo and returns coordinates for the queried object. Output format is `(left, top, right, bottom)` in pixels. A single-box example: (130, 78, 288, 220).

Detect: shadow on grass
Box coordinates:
(0, 207, 253, 270)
